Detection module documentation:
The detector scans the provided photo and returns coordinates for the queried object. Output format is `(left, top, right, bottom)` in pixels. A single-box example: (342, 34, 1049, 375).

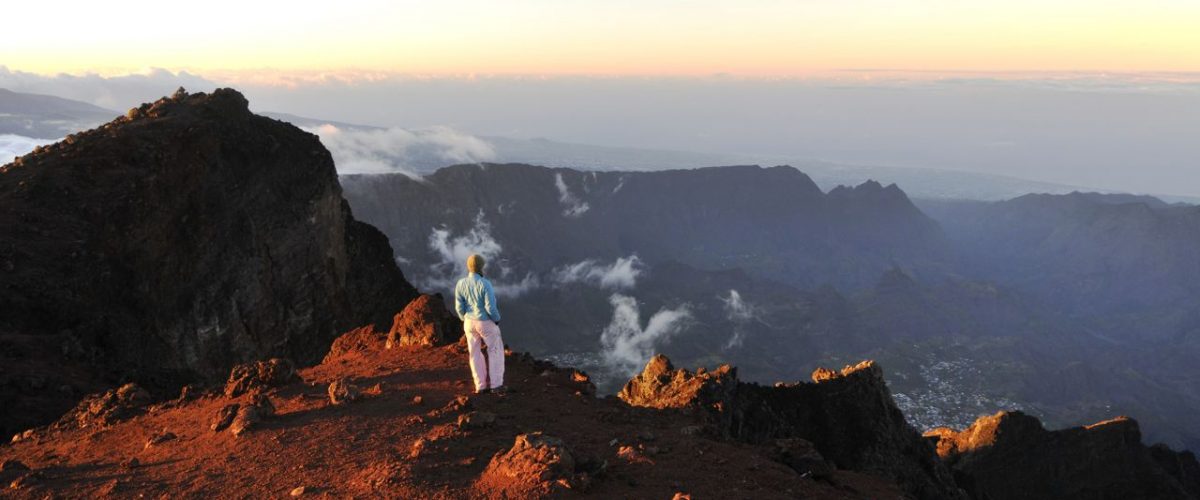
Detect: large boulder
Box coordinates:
(224, 358, 299, 397)
(0, 88, 418, 436)
(927, 411, 1200, 500)
(386, 294, 462, 348)
(619, 355, 966, 500)
(478, 432, 580, 498)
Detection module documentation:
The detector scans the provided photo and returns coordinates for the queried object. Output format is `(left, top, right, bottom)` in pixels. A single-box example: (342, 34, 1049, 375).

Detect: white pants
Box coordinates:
(464, 319, 505, 392)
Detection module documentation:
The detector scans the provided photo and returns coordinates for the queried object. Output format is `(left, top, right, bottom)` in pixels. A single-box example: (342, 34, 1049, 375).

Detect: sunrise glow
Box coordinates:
(3, 0, 1198, 79)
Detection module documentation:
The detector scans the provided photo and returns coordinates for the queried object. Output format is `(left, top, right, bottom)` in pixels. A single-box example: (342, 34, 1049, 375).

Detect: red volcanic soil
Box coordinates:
(0, 341, 899, 499)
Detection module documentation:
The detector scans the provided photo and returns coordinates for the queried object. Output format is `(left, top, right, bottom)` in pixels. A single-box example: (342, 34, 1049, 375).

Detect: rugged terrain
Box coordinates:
(0, 88, 416, 438)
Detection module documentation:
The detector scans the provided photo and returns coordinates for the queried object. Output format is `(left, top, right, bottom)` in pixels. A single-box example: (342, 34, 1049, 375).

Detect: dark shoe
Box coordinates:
(491, 386, 507, 396)
(475, 388, 490, 395)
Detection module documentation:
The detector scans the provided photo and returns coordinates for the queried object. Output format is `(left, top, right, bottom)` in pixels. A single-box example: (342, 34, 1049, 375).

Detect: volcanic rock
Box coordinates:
(55, 383, 152, 430)
(229, 405, 260, 436)
(927, 411, 1200, 499)
(457, 411, 496, 430)
(224, 359, 299, 397)
(144, 430, 177, 449)
(772, 438, 834, 479)
(619, 355, 966, 500)
(324, 325, 386, 362)
(210, 404, 240, 432)
(0, 88, 417, 436)
(479, 432, 578, 498)
(386, 294, 462, 348)
(328, 378, 361, 405)
(0, 459, 29, 473)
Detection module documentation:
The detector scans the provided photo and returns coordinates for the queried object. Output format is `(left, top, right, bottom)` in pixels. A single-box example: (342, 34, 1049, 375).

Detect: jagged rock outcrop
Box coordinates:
(0, 88, 417, 437)
(926, 411, 1200, 500)
(620, 355, 966, 500)
(386, 294, 462, 348)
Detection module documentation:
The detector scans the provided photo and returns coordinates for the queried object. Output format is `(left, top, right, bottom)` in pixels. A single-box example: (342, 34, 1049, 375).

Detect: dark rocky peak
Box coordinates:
(927, 411, 1200, 499)
(619, 355, 966, 499)
(0, 87, 416, 437)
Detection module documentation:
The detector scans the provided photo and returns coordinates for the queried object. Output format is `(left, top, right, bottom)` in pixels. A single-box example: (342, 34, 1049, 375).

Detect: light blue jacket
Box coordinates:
(454, 272, 501, 322)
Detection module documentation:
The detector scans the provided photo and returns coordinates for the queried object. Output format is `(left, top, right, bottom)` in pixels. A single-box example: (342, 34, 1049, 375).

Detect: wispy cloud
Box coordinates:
(554, 173, 590, 217)
(721, 289, 759, 349)
(553, 256, 643, 290)
(599, 294, 691, 375)
(418, 211, 536, 297)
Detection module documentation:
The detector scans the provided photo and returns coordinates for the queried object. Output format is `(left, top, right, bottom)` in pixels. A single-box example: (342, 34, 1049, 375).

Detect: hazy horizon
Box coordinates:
(3, 66, 1199, 198)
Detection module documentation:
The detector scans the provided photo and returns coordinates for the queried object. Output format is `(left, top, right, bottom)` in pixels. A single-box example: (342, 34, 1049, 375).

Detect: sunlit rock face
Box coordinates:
(927, 411, 1200, 500)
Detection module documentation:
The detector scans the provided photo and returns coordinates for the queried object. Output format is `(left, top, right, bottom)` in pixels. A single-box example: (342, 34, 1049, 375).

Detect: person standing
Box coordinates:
(454, 254, 506, 395)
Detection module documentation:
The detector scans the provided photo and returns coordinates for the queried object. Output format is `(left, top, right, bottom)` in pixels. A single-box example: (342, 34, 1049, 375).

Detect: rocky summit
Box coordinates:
(0, 88, 417, 438)
(1, 88, 1197, 499)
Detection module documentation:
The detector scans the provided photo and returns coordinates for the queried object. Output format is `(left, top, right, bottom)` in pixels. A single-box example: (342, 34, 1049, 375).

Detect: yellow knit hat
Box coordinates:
(467, 254, 485, 275)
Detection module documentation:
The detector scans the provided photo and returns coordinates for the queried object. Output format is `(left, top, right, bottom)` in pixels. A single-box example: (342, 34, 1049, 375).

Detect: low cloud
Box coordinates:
(600, 294, 691, 375)
(555, 173, 590, 217)
(0, 134, 54, 164)
(308, 124, 495, 177)
(553, 256, 643, 290)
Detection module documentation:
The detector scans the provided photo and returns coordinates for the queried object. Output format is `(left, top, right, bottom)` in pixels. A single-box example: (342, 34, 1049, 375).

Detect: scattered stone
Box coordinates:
(679, 425, 704, 437)
(672, 493, 693, 500)
(144, 430, 177, 449)
(290, 486, 307, 496)
(10, 430, 35, 443)
(225, 359, 299, 397)
(410, 438, 427, 458)
(211, 404, 240, 432)
(457, 411, 496, 429)
(9, 471, 42, 490)
(411, 395, 423, 405)
(617, 445, 653, 464)
(230, 405, 261, 436)
(328, 378, 361, 405)
(637, 430, 656, 442)
(1, 459, 29, 472)
(120, 457, 140, 470)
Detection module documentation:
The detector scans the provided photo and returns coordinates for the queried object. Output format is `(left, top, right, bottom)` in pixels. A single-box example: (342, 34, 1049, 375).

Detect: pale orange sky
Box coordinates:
(2, 0, 1199, 79)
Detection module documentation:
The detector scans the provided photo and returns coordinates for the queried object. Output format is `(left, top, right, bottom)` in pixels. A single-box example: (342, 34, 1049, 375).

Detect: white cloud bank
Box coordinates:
(308, 124, 495, 177)
(600, 294, 691, 375)
(0, 134, 54, 164)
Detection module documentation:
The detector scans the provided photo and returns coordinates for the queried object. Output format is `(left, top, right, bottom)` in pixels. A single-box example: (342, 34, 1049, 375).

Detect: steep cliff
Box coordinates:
(0, 88, 417, 437)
